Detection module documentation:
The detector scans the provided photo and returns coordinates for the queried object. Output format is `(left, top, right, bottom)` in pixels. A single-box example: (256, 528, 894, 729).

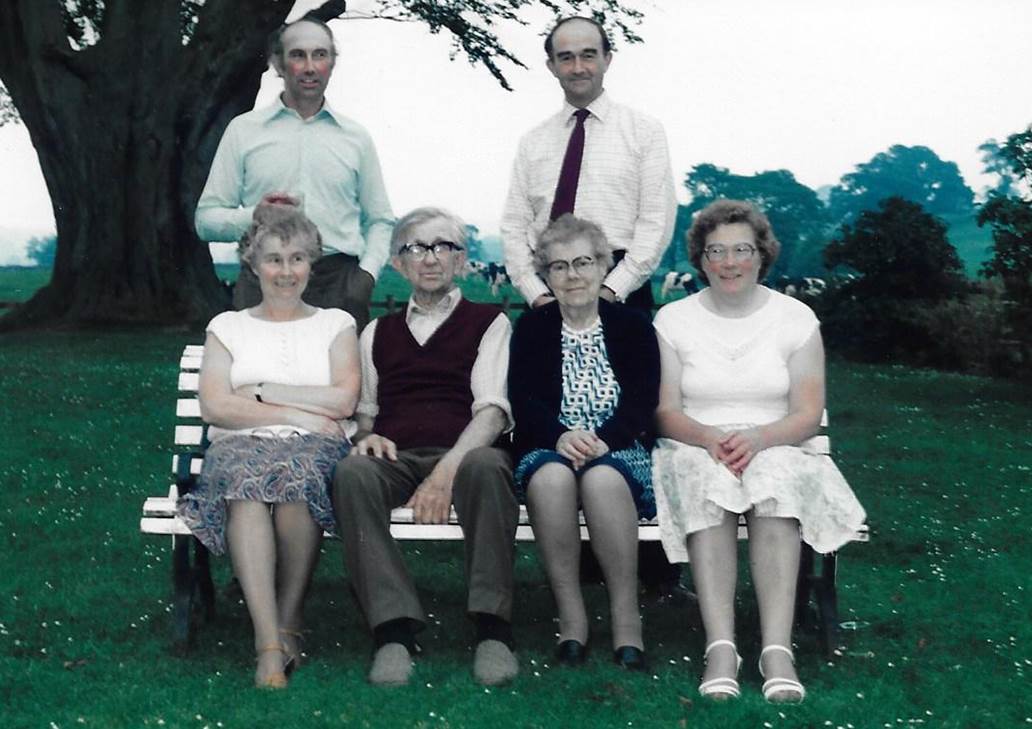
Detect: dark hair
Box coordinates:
(239, 205, 322, 269)
(687, 199, 780, 283)
(268, 15, 337, 66)
(544, 16, 612, 58)
(533, 214, 614, 277)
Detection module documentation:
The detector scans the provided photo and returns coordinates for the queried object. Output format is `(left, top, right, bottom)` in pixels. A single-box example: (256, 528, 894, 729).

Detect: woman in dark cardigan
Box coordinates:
(508, 214, 660, 671)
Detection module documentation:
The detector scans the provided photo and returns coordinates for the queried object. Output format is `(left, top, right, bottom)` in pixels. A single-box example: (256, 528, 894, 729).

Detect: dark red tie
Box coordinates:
(549, 108, 591, 221)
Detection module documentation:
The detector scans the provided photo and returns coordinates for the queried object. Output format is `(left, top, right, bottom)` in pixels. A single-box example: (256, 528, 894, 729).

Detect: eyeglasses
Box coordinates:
(703, 244, 757, 262)
(545, 256, 598, 277)
(399, 241, 464, 261)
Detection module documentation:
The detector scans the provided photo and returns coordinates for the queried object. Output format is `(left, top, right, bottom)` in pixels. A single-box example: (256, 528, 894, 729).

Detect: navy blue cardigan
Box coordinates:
(508, 299, 660, 459)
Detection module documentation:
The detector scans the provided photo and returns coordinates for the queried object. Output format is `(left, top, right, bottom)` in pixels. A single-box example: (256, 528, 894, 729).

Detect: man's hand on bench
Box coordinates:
(407, 461, 456, 525)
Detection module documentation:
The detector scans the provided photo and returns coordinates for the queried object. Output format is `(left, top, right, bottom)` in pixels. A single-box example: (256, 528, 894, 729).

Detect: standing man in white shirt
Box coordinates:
(500, 16, 677, 313)
(195, 16, 393, 332)
(501, 17, 679, 593)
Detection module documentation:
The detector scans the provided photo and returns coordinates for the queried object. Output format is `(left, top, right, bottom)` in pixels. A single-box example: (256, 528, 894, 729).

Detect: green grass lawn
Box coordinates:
(0, 325, 1029, 728)
(0, 266, 52, 303)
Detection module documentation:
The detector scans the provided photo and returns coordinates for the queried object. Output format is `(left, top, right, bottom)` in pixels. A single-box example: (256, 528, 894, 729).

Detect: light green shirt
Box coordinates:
(195, 98, 394, 278)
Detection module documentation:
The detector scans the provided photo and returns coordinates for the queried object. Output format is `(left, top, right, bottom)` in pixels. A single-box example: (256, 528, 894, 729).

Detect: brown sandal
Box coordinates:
(279, 629, 304, 675)
(255, 644, 289, 689)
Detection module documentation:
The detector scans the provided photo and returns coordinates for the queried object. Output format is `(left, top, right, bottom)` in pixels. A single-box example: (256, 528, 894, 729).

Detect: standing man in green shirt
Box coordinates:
(196, 16, 393, 332)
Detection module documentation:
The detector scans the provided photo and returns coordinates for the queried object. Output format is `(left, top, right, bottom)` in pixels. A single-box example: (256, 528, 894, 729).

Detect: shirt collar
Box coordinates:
(561, 89, 610, 124)
(406, 286, 463, 320)
(260, 95, 345, 126)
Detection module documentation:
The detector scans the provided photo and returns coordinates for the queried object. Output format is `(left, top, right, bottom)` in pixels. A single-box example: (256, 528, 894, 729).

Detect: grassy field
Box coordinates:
(0, 320, 1029, 728)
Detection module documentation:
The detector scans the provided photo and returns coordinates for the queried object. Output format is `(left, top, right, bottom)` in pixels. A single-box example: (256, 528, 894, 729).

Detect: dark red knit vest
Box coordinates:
(371, 299, 501, 450)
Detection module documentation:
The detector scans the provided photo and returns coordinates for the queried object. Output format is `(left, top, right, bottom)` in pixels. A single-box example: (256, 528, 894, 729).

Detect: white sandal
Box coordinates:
(699, 639, 742, 699)
(759, 644, 806, 703)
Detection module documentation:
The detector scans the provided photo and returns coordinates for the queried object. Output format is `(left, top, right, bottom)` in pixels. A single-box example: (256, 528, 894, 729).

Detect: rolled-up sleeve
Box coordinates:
(471, 313, 514, 431)
(356, 320, 380, 419)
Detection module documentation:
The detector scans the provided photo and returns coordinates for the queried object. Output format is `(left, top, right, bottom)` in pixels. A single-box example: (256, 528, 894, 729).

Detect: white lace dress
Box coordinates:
(651, 289, 866, 560)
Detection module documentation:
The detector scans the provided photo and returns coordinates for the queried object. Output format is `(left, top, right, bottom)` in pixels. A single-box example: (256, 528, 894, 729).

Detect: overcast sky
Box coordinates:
(1, 0, 1030, 262)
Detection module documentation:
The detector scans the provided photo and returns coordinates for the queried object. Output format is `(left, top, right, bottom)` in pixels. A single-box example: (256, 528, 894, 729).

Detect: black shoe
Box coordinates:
(556, 639, 588, 666)
(613, 646, 648, 671)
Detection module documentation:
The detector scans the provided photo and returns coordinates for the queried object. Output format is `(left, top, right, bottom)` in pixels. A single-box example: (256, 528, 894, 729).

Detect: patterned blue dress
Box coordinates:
(514, 320, 655, 519)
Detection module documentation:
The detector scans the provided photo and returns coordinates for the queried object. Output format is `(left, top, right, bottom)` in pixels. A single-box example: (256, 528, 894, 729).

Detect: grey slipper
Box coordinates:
(473, 639, 518, 686)
(368, 643, 413, 686)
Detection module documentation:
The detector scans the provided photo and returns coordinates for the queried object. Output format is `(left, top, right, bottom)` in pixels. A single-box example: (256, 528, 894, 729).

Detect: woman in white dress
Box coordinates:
(652, 200, 865, 703)
(177, 205, 360, 689)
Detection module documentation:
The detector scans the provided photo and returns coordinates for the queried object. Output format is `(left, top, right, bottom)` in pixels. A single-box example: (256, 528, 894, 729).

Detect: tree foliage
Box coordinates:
(978, 126, 1032, 310)
(0, 81, 16, 125)
(824, 196, 965, 300)
(978, 138, 1020, 198)
(665, 164, 830, 280)
(0, 0, 643, 328)
(817, 197, 968, 365)
(25, 236, 57, 268)
(828, 144, 974, 223)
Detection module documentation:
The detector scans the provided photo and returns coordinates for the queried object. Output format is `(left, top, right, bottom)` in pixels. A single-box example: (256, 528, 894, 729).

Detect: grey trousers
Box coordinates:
(233, 252, 375, 332)
(332, 446, 517, 632)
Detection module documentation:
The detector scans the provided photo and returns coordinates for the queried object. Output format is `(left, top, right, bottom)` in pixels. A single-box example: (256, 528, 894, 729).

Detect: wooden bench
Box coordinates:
(141, 344, 868, 655)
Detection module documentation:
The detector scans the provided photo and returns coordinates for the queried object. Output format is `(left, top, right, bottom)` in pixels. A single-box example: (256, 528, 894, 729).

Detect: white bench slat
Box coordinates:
(175, 425, 204, 446)
(171, 455, 203, 477)
(176, 398, 201, 418)
(141, 496, 868, 543)
(178, 372, 199, 392)
(179, 355, 202, 370)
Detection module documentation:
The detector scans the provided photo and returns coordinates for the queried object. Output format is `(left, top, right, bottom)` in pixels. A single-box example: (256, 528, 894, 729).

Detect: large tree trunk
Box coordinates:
(0, 0, 347, 328)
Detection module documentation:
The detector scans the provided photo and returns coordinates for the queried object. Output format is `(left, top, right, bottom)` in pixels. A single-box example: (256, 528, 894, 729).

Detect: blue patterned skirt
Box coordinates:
(176, 433, 350, 555)
(514, 440, 656, 519)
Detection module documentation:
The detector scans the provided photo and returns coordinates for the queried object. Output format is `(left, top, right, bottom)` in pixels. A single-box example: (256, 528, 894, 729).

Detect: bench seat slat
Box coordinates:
(174, 425, 204, 446)
(176, 399, 202, 418)
(141, 497, 868, 543)
(146, 344, 869, 548)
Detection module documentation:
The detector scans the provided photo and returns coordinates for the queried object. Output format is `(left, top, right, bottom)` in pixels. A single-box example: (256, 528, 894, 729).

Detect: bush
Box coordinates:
(815, 282, 1026, 377)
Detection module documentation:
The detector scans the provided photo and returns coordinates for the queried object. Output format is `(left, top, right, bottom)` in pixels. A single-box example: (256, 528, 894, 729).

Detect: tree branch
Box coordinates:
(305, 0, 350, 23)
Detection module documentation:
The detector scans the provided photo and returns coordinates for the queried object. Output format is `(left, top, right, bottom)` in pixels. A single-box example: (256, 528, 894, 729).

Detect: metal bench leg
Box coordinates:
(794, 543, 815, 630)
(193, 539, 215, 623)
(816, 552, 840, 659)
(172, 534, 195, 649)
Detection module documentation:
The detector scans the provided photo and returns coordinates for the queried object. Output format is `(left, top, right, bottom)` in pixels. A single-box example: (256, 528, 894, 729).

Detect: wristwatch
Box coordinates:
(255, 382, 265, 403)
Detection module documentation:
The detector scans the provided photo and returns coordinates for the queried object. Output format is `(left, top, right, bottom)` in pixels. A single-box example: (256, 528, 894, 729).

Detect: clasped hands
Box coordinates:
(352, 433, 454, 524)
(704, 426, 766, 477)
(556, 429, 609, 471)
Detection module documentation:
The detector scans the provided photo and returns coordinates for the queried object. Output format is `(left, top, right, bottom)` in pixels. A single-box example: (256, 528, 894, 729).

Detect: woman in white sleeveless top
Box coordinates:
(178, 205, 360, 689)
(652, 200, 865, 703)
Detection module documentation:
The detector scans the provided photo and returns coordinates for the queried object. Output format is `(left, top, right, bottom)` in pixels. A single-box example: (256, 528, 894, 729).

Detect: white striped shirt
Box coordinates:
(501, 92, 677, 303)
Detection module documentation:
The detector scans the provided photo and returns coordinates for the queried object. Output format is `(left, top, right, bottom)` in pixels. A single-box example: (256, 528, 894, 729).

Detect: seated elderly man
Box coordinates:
(333, 207, 518, 687)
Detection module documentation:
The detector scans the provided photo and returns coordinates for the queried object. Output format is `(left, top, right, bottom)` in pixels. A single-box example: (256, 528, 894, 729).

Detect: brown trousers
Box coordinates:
(233, 252, 375, 332)
(332, 446, 517, 632)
